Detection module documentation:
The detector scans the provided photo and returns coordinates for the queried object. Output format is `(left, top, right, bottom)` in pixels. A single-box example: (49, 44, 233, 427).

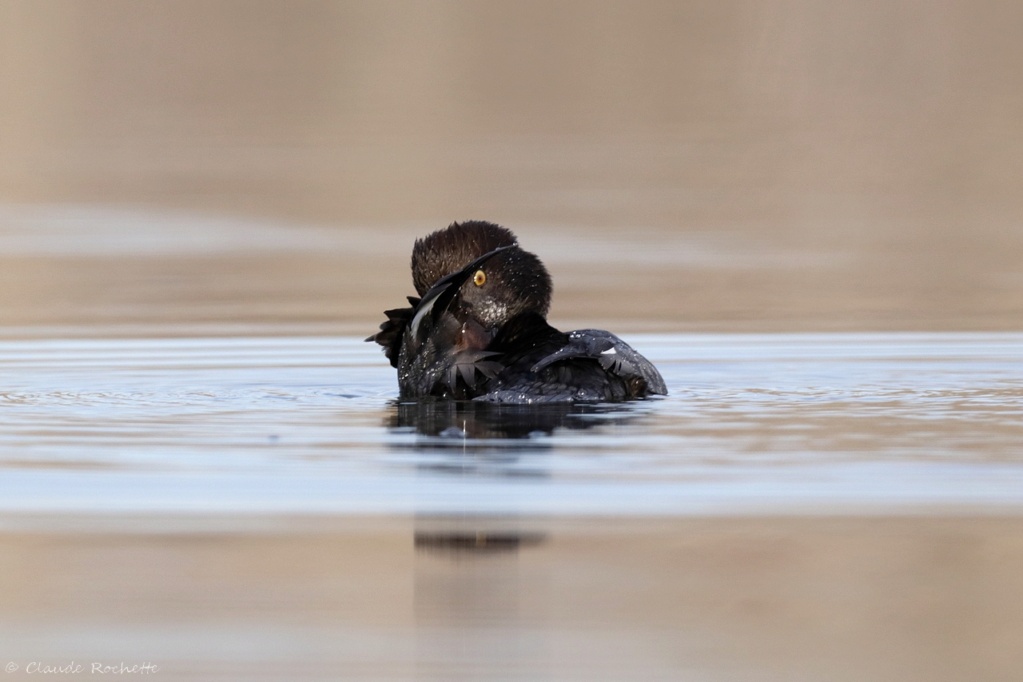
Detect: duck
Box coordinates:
(367, 220, 667, 403)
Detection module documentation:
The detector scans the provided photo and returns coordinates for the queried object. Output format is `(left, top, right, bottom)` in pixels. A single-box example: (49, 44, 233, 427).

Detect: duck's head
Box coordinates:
(408, 221, 553, 345)
(411, 220, 518, 296)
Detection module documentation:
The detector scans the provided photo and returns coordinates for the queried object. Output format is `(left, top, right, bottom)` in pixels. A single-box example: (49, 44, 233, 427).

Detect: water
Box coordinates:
(3, 332, 1021, 518)
(2, 331, 1022, 681)
(1, 209, 1021, 679)
(4, 3, 1023, 675)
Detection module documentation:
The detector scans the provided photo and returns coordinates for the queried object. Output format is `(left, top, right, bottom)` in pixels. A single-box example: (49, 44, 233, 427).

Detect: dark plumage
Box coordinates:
(367, 220, 667, 403)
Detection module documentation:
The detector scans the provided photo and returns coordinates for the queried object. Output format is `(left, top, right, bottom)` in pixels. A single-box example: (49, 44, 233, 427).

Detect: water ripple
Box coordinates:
(1, 332, 1021, 515)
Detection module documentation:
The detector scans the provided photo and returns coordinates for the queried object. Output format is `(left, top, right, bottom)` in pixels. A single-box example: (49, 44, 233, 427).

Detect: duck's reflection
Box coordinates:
(388, 399, 643, 442)
(399, 405, 587, 656)
(413, 514, 548, 658)
(389, 400, 650, 566)
(414, 527, 547, 557)
(386, 399, 651, 478)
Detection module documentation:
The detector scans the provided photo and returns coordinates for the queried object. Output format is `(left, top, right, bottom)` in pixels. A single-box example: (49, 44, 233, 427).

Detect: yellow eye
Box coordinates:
(473, 269, 486, 287)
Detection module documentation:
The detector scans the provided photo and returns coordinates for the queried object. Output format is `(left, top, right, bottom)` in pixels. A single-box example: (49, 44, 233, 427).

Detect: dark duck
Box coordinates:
(368, 221, 667, 403)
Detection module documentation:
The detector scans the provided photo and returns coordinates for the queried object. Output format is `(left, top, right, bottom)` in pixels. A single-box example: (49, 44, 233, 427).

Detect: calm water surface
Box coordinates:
(2, 332, 1021, 516)
(2, 334, 1023, 681)
(5, 3, 1023, 677)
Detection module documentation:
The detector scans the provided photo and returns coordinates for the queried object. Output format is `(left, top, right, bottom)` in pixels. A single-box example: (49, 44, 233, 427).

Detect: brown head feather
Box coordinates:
(411, 221, 518, 295)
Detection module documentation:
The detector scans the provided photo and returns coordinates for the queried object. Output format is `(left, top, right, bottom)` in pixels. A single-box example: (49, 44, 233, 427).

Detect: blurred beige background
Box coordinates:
(1, 1, 1020, 331)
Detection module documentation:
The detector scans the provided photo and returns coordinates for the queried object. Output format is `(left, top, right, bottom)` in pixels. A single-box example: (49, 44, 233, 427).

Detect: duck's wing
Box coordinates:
(529, 329, 667, 397)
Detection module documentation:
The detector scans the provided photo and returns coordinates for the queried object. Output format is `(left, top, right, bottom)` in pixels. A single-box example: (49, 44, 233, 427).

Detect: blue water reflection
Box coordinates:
(0, 332, 1021, 519)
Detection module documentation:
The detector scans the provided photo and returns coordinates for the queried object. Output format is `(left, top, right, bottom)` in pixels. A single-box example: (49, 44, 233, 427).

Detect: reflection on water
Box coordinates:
(3, 3, 1022, 677)
(0, 331, 1021, 681)
(414, 519, 547, 557)
(389, 399, 646, 441)
(0, 332, 1021, 515)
